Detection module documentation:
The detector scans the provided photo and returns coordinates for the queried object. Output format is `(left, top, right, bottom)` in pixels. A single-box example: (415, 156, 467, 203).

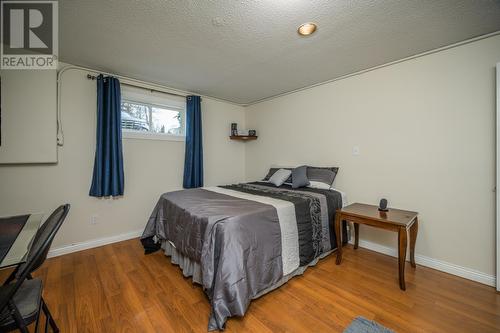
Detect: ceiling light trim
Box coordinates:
(297, 22, 317, 36)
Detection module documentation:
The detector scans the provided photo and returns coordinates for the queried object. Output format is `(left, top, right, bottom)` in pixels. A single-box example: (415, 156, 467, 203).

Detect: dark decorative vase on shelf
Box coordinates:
(231, 123, 238, 136)
(378, 198, 389, 212)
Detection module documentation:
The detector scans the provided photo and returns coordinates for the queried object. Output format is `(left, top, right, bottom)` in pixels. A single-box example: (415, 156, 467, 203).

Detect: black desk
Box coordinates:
(0, 214, 43, 269)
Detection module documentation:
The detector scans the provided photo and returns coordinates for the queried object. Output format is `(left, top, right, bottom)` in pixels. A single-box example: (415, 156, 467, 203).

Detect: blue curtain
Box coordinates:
(89, 75, 124, 197)
(183, 95, 203, 188)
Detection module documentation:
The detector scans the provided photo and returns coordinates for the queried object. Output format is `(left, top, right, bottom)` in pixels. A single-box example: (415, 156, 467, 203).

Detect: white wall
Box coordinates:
(0, 67, 246, 249)
(245, 35, 500, 277)
(0, 70, 57, 163)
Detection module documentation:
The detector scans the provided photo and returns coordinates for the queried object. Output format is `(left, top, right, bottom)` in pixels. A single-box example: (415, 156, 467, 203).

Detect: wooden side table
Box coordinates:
(334, 203, 419, 290)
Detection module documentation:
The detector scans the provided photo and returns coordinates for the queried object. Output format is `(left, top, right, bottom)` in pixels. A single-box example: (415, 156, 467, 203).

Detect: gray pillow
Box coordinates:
(292, 166, 310, 189)
(307, 166, 339, 188)
(268, 168, 292, 187)
(263, 167, 292, 184)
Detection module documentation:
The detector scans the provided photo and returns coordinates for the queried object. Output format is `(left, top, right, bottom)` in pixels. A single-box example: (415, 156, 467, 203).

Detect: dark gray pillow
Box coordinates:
(263, 167, 292, 184)
(292, 166, 310, 189)
(306, 166, 339, 188)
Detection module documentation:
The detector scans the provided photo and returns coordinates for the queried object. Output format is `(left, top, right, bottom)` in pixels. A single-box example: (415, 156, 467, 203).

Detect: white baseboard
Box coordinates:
(48, 229, 143, 258)
(351, 239, 496, 287)
(47, 230, 496, 287)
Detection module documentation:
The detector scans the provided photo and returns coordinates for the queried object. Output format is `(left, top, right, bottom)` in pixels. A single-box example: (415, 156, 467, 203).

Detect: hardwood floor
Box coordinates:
(29, 239, 500, 332)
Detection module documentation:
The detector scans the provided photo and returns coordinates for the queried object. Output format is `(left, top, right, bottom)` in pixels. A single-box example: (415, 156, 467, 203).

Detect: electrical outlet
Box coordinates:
(90, 215, 99, 225)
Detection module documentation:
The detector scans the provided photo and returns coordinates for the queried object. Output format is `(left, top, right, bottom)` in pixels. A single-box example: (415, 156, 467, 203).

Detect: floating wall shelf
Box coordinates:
(230, 135, 258, 141)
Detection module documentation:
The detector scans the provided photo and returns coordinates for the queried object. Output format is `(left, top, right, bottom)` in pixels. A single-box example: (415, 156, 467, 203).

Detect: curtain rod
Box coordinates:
(86, 73, 191, 99)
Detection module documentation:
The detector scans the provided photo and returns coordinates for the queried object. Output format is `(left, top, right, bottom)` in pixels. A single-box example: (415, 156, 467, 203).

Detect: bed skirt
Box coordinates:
(161, 240, 203, 284)
(161, 240, 334, 299)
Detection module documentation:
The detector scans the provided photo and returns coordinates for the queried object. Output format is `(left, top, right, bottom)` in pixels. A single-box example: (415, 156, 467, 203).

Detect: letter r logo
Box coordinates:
(2, 2, 54, 55)
(1, 1, 58, 69)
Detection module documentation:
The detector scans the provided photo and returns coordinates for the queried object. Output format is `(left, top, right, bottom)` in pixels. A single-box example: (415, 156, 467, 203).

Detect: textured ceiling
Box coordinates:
(59, 0, 500, 105)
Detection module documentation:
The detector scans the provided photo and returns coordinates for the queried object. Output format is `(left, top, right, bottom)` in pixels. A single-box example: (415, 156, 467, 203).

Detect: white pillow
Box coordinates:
(268, 168, 292, 187)
(307, 180, 331, 190)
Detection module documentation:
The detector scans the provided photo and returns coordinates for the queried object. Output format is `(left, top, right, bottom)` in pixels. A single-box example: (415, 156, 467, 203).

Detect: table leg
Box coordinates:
(353, 223, 359, 249)
(335, 213, 342, 265)
(398, 227, 407, 290)
(409, 218, 418, 268)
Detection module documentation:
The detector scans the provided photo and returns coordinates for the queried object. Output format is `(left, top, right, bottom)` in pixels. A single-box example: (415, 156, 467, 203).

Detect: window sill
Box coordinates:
(122, 130, 185, 142)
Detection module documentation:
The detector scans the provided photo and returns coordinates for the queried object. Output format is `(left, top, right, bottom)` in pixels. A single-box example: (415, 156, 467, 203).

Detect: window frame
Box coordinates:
(120, 91, 186, 142)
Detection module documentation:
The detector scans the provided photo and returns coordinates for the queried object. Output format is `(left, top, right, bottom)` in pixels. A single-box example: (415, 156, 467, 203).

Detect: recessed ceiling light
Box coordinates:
(297, 22, 317, 36)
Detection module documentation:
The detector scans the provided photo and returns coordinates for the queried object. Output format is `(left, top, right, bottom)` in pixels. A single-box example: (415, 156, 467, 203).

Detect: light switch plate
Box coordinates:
(352, 146, 360, 155)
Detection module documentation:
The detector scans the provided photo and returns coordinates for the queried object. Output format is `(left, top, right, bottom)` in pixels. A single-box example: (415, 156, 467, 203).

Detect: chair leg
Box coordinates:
(34, 296, 43, 333)
(45, 314, 49, 333)
(41, 298, 59, 333)
(8, 301, 29, 333)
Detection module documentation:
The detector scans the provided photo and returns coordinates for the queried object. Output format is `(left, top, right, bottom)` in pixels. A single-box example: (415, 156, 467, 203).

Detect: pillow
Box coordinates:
(263, 167, 292, 184)
(306, 166, 339, 189)
(308, 181, 331, 190)
(268, 168, 292, 187)
(292, 166, 310, 189)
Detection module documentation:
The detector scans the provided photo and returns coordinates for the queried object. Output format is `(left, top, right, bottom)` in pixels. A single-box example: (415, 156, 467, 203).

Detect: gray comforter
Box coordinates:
(141, 182, 345, 330)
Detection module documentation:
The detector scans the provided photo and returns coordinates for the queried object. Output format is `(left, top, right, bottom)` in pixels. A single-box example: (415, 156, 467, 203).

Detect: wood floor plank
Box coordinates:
(31, 239, 500, 332)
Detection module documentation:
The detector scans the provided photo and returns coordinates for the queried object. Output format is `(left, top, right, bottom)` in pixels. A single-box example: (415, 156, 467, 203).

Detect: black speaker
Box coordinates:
(378, 198, 389, 212)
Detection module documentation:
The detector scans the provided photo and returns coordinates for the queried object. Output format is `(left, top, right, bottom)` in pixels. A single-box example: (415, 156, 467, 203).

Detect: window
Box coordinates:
(120, 88, 185, 141)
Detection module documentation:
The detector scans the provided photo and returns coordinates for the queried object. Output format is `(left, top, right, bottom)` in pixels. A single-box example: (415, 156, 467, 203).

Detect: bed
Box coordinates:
(141, 179, 347, 331)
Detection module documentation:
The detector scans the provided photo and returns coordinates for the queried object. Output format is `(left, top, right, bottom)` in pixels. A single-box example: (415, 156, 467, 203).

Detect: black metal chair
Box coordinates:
(0, 204, 70, 332)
